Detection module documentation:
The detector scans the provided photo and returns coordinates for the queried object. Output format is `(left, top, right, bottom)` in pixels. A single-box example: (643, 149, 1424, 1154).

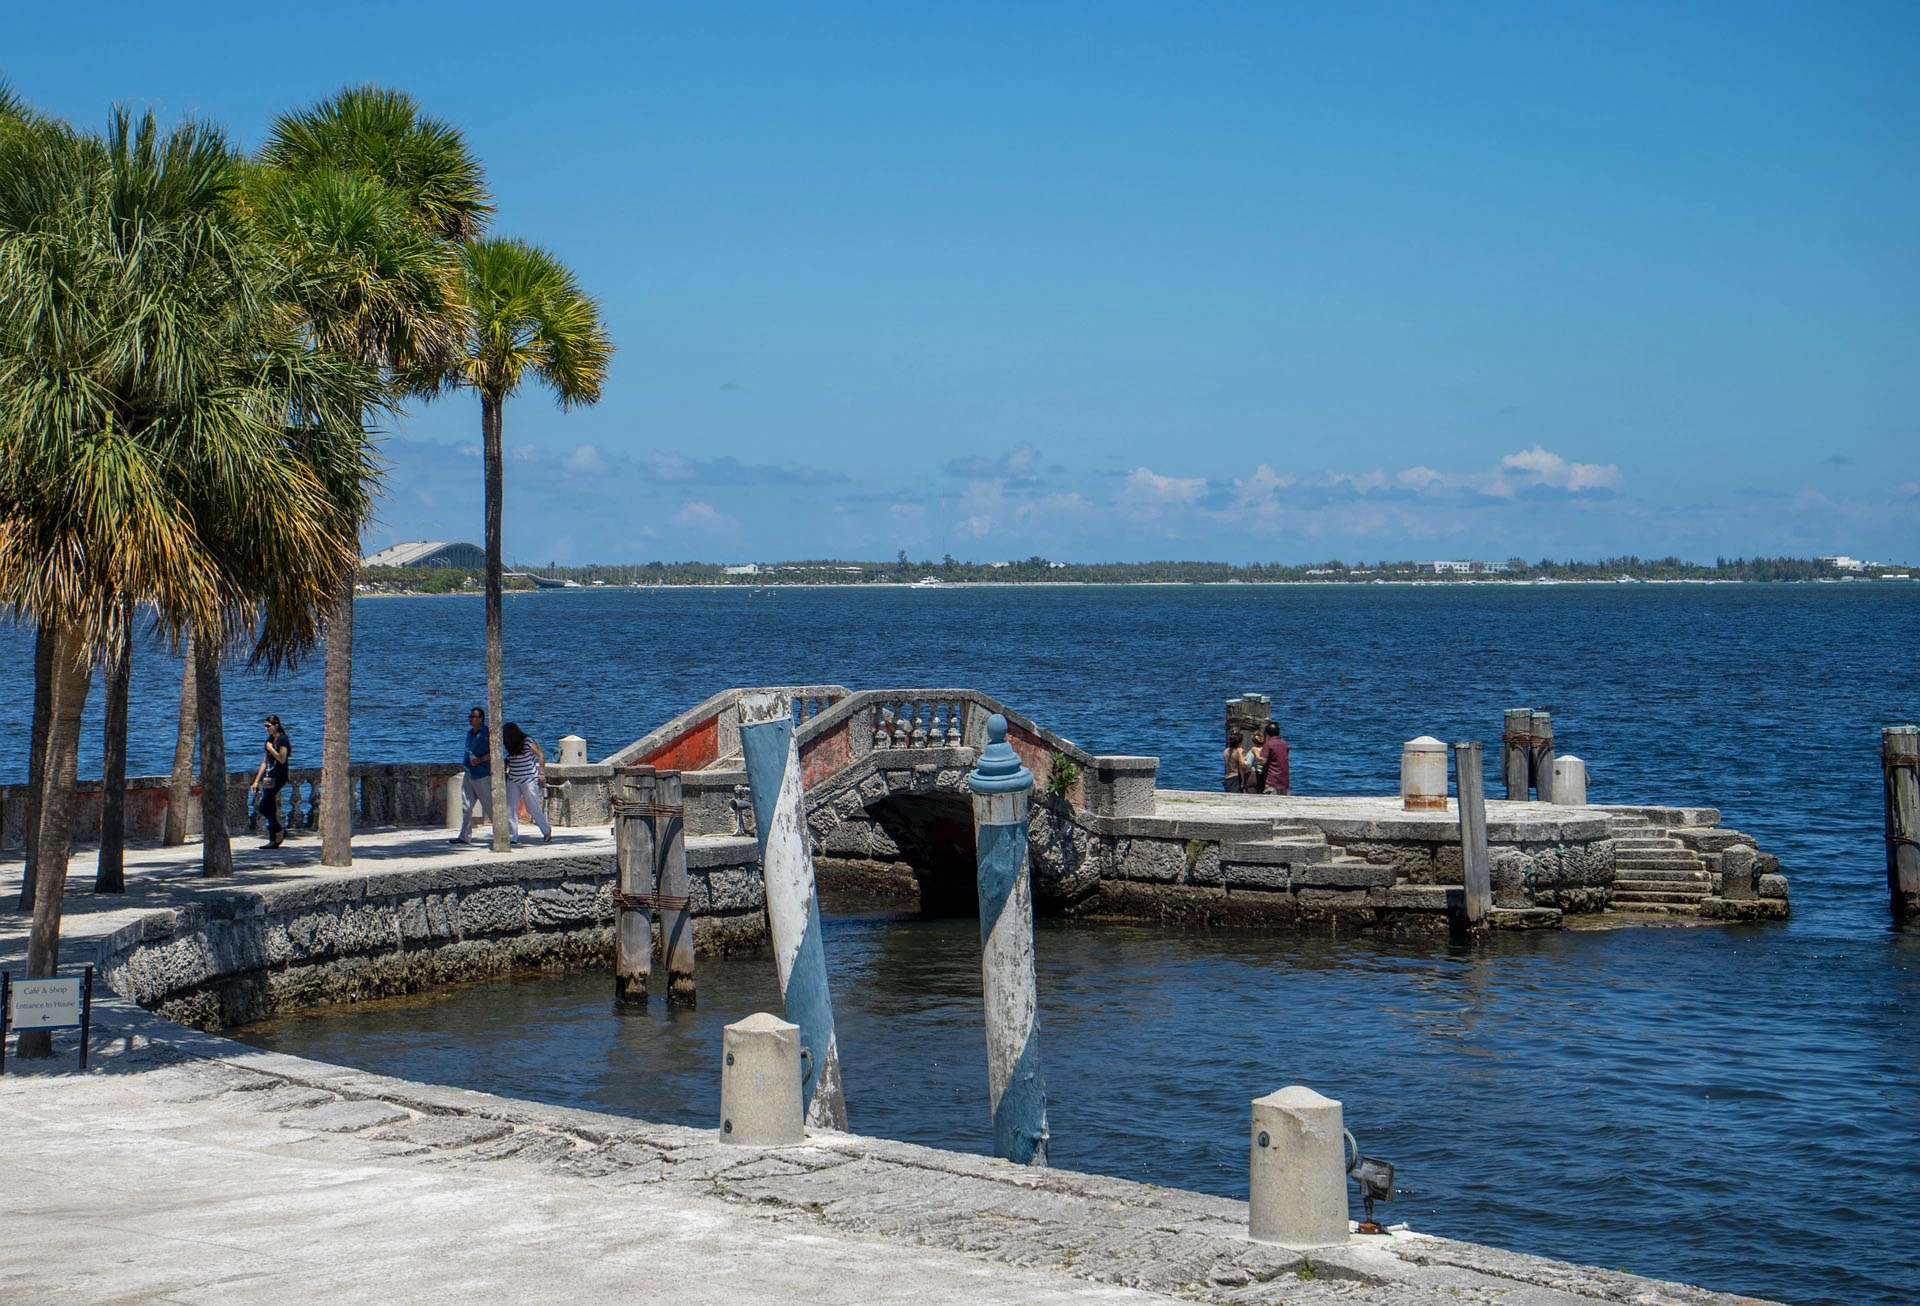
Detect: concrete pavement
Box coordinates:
(0, 999, 1780, 1306)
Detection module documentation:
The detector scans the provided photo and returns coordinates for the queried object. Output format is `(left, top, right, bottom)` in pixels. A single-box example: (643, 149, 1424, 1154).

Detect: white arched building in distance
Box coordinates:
(360, 540, 487, 569)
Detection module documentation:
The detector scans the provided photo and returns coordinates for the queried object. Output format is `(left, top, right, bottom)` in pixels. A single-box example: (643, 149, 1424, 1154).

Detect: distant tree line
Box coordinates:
(360, 553, 1911, 591)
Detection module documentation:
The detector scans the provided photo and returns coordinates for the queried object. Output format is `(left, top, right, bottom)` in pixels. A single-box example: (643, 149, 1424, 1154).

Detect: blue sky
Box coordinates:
(11, 2, 1917, 564)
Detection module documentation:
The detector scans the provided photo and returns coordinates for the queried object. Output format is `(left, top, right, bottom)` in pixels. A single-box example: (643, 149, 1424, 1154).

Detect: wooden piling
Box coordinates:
(1884, 725, 1919, 921)
(656, 770, 696, 1006)
(1455, 742, 1491, 932)
(614, 765, 656, 1004)
(1502, 709, 1531, 801)
(1530, 711, 1556, 804)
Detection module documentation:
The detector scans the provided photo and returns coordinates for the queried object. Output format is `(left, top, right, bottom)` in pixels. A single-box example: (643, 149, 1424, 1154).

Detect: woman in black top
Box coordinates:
(249, 715, 292, 848)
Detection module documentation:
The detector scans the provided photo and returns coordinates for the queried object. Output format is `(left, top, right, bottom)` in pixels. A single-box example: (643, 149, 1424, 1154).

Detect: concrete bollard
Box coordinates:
(719, 1012, 805, 1145)
(968, 713, 1050, 1166)
(1884, 725, 1919, 921)
(1552, 755, 1587, 806)
(1400, 737, 1448, 811)
(739, 690, 848, 1130)
(443, 774, 462, 829)
(556, 735, 587, 766)
(1250, 1086, 1350, 1249)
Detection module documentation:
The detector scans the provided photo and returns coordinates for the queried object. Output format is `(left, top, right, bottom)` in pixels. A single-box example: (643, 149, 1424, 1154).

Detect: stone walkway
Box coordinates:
(0, 999, 1778, 1306)
(0, 826, 616, 974)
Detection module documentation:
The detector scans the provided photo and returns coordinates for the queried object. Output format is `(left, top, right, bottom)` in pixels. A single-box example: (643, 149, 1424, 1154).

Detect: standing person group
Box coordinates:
(451, 708, 552, 845)
(248, 715, 293, 848)
(1222, 720, 1291, 796)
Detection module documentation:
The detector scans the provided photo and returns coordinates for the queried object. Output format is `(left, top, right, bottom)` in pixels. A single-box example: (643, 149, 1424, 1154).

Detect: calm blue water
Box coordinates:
(6, 585, 1918, 1306)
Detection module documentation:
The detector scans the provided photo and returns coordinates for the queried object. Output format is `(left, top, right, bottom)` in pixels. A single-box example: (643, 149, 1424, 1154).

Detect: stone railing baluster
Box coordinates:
(946, 699, 964, 746)
(874, 706, 894, 751)
(912, 701, 929, 748)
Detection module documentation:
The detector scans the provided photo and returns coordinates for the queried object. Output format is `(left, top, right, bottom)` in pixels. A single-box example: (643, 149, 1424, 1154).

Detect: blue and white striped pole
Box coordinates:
(968, 713, 1049, 1165)
(738, 690, 848, 1130)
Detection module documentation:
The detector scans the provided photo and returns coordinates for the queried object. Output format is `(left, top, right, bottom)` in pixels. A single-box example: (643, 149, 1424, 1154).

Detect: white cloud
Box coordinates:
(1120, 467, 1206, 512)
(673, 501, 734, 528)
(1497, 445, 1622, 494)
(562, 443, 609, 476)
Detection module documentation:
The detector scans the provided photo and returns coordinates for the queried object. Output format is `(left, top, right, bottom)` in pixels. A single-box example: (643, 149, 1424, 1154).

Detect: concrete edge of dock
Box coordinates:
(0, 992, 1783, 1306)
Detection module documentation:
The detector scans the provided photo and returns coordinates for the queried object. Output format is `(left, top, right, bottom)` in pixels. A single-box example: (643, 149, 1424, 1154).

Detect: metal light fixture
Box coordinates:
(1344, 1129, 1395, 1235)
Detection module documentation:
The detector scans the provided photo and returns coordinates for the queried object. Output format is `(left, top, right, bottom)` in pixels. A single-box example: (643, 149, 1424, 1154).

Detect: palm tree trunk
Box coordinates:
(483, 390, 510, 853)
(163, 633, 197, 846)
(96, 597, 133, 893)
(320, 579, 354, 865)
(196, 639, 232, 877)
(17, 625, 53, 912)
(19, 621, 93, 1058)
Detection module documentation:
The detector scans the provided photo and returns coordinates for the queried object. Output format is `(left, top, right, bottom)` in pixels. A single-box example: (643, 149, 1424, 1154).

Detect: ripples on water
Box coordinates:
(5, 585, 1916, 1306)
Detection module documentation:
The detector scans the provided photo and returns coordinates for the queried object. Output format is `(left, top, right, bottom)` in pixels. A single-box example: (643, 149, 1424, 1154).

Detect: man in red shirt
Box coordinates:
(1259, 721, 1291, 796)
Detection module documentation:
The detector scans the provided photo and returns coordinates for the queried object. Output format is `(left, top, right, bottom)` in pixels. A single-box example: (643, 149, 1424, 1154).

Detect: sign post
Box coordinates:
(1, 965, 93, 1073)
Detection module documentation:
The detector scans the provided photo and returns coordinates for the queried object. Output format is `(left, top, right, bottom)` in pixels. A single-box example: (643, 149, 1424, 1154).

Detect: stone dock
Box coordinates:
(0, 685, 1797, 1301)
(0, 968, 1781, 1305)
(2, 811, 1794, 1305)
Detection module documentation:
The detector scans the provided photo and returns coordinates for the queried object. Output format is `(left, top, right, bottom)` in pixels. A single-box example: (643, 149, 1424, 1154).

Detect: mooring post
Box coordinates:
(1552, 755, 1587, 806)
(1530, 711, 1556, 803)
(1249, 1086, 1350, 1249)
(718, 1013, 804, 1145)
(738, 690, 847, 1130)
(655, 770, 696, 1006)
(966, 713, 1050, 1166)
(613, 765, 657, 1005)
(1502, 708, 1531, 801)
(1455, 742, 1491, 932)
(1884, 725, 1920, 921)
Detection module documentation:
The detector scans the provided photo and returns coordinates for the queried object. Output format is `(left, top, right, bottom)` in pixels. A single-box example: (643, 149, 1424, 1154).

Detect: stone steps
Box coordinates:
(1616, 849, 1706, 868)
(1608, 899, 1702, 915)
(1222, 836, 1331, 866)
(1615, 873, 1712, 890)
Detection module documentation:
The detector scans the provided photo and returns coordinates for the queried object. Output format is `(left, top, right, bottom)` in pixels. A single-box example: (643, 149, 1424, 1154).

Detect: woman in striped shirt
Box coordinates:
(501, 722, 552, 843)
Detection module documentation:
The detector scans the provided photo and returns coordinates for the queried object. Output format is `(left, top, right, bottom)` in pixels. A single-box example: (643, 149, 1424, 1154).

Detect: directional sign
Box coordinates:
(9, 977, 83, 1030)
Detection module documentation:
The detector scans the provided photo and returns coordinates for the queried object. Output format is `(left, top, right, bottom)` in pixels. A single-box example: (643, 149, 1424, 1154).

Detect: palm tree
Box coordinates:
(0, 105, 385, 1050)
(259, 87, 489, 866)
(454, 238, 612, 850)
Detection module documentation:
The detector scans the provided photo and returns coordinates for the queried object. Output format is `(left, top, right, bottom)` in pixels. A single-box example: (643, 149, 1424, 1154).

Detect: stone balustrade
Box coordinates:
(0, 763, 463, 851)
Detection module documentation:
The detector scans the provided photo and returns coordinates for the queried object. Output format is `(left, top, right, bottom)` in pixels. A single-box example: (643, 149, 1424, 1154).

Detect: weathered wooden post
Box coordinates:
(738, 690, 847, 1130)
(1502, 708, 1532, 801)
(1884, 725, 1919, 921)
(1530, 711, 1556, 804)
(967, 713, 1049, 1165)
(613, 765, 656, 1005)
(1454, 742, 1491, 933)
(655, 770, 696, 1006)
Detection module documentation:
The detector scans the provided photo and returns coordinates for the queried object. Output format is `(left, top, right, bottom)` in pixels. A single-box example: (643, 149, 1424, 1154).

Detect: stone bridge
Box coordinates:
(543, 686, 1788, 932)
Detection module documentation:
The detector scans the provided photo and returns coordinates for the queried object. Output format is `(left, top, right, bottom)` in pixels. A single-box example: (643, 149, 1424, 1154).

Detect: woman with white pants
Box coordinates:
(502, 722, 551, 843)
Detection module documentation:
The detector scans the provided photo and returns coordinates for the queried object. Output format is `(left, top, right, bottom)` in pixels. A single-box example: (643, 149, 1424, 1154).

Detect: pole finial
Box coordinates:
(969, 713, 1033, 794)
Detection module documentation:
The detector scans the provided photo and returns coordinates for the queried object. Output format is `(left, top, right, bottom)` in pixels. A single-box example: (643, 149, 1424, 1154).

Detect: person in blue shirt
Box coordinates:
(451, 706, 493, 843)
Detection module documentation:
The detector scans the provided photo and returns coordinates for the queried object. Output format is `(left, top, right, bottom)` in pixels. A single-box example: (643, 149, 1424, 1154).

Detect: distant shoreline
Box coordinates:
(356, 575, 1917, 597)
